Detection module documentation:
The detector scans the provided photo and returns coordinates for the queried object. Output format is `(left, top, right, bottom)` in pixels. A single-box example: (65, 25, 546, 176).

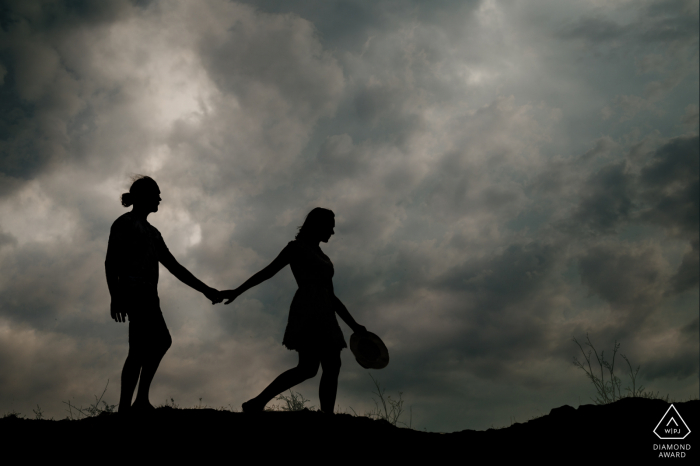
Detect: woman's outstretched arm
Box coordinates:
(333, 295, 366, 333)
(222, 245, 292, 304)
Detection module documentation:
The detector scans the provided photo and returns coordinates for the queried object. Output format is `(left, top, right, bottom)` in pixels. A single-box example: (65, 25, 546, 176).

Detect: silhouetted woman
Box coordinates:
(105, 176, 221, 413)
(221, 208, 366, 413)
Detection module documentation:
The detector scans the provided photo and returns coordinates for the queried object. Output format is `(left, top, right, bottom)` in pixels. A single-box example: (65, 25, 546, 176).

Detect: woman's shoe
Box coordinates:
(242, 399, 264, 413)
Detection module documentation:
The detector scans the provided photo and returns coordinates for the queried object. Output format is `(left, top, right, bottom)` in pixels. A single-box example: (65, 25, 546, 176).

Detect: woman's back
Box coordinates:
(287, 240, 334, 292)
(283, 240, 345, 351)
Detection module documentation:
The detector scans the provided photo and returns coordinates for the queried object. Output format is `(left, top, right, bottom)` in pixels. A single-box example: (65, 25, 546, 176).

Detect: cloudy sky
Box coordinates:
(0, 0, 697, 431)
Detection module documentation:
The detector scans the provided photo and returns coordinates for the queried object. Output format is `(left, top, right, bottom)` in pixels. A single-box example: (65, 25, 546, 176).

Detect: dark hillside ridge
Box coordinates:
(2, 398, 696, 461)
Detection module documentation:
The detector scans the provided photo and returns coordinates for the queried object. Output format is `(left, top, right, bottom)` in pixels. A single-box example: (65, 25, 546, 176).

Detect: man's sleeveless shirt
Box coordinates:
(107, 212, 170, 289)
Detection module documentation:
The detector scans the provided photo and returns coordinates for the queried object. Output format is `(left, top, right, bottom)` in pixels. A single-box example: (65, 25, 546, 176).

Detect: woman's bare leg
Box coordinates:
(244, 350, 321, 411)
(319, 350, 341, 413)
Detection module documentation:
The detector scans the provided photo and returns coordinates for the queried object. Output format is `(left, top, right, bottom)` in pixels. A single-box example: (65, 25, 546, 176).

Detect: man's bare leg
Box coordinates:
(132, 336, 171, 411)
(130, 314, 172, 411)
(119, 354, 141, 413)
(132, 354, 165, 410)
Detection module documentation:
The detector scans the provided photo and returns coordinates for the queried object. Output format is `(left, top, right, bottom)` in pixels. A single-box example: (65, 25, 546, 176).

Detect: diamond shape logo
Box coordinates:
(654, 404, 691, 440)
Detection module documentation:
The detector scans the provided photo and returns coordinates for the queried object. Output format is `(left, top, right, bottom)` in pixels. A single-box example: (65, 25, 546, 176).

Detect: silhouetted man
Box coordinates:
(105, 176, 221, 413)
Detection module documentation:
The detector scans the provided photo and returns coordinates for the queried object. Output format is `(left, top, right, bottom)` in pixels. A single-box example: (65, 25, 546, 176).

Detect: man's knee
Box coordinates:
(156, 333, 172, 356)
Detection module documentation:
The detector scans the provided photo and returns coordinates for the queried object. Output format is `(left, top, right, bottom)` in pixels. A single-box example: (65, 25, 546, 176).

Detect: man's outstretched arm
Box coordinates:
(159, 250, 221, 303)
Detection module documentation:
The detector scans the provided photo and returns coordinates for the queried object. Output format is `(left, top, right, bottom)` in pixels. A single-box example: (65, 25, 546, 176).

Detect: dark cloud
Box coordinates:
(554, 0, 697, 126)
(0, 239, 106, 329)
(526, 137, 618, 199)
(317, 134, 367, 179)
(638, 135, 699, 237)
(556, 0, 698, 47)
(643, 317, 699, 381)
(0, 228, 15, 249)
(640, 0, 699, 44)
(365, 240, 566, 386)
(0, 0, 138, 191)
(196, 8, 343, 120)
(234, 0, 482, 52)
(640, 351, 698, 382)
(669, 239, 699, 294)
(438, 242, 559, 303)
(0, 0, 134, 31)
(568, 162, 634, 236)
(577, 243, 668, 316)
(0, 0, 697, 431)
(556, 134, 698, 252)
(235, 0, 387, 53)
(681, 105, 699, 131)
(557, 16, 628, 44)
(680, 316, 699, 337)
(640, 136, 699, 188)
(578, 136, 617, 163)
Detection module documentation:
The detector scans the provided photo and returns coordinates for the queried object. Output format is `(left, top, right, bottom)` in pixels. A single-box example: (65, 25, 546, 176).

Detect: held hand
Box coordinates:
(352, 323, 367, 334)
(205, 288, 223, 305)
(110, 301, 127, 323)
(221, 289, 241, 305)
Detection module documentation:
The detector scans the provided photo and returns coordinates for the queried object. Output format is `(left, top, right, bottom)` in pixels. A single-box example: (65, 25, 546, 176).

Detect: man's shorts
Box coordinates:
(123, 284, 171, 353)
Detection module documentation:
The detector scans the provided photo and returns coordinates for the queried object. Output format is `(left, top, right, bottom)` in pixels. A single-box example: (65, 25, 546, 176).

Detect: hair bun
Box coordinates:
(121, 192, 133, 207)
(121, 175, 157, 207)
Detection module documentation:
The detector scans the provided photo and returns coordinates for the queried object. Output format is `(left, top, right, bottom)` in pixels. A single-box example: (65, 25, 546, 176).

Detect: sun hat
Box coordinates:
(349, 331, 389, 369)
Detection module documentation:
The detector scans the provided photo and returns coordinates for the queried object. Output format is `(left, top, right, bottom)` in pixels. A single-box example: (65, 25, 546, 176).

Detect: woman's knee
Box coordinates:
(296, 353, 321, 379)
(321, 353, 341, 375)
(296, 362, 319, 379)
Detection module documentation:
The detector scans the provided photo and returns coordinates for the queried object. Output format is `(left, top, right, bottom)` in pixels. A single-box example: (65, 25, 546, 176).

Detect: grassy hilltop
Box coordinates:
(2, 397, 697, 462)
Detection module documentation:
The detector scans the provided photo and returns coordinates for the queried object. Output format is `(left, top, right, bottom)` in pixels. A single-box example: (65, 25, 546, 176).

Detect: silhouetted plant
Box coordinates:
(217, 404, 238, 412)
(620, 353, 646, 398)
(274, 390, 315, 411)
(2, 409, 22, 419)
(572, 334, 671, 404)
(62, 380, 117, 420)
(32, 405, 44, 420)
(160, 398, 180, 409)
(572, 334, 623, 404)
(349, 372, 411, 428)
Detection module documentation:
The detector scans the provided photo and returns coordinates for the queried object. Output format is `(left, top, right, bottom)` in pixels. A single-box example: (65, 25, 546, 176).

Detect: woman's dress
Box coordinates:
(282, 240, 347, 352)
